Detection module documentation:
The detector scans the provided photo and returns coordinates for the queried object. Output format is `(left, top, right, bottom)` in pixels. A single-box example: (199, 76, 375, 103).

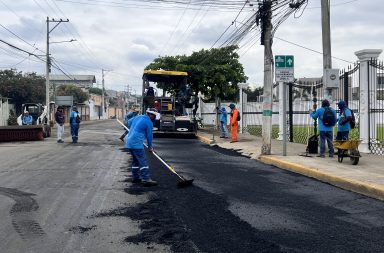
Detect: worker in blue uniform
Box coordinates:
(125, 108, 158, 187)
(70, 106, 81, 143)
(22, 111, 33, 125)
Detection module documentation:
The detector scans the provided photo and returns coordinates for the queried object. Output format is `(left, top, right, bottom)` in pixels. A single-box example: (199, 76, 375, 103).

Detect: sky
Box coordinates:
(0, 0, 383, 94)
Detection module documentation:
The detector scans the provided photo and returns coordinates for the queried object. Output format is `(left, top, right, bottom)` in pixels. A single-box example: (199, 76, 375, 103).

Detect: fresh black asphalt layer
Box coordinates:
(92, 130, 384, 253)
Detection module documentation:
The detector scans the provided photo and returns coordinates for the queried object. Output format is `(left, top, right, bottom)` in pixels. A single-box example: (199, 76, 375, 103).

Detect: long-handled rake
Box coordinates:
(117, 119, 194, 188)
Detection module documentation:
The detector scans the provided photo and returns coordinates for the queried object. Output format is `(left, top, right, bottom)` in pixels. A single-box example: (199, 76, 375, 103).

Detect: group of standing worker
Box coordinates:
(54, 106, 81, 144)
(215, 99, 353, 158)
(310, 99, 353, 158)
(216, 103, 240, 143)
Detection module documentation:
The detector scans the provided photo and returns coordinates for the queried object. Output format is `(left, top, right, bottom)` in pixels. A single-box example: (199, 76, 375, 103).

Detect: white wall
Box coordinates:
(0, 98, 10, 126)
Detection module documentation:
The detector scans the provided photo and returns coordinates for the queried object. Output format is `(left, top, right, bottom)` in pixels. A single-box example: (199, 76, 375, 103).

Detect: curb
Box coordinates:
(259, 155, 384, 201)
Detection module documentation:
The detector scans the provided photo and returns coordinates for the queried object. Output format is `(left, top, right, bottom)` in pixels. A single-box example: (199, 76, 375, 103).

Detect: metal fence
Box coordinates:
(368, 59, 384, 155)
(198, 58, 384, 155)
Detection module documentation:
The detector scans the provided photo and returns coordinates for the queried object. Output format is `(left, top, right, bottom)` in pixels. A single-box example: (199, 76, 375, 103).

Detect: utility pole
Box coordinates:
(260, 0, 273, 155)
(102, 69, 105, 119)
(321, 0, 333, 102)
(46, 17, 69, 123)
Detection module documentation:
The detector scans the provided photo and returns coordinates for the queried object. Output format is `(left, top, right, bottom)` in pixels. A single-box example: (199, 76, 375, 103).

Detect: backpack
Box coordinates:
(322, 107, 336, 127)
(344, 108, 356, 129)
(237, 113, 241, 121)
(75, 114, 81, 123)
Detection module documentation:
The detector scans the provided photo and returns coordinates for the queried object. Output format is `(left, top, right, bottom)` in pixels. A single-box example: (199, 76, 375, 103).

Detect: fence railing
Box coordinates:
(198, 58, 384, 155)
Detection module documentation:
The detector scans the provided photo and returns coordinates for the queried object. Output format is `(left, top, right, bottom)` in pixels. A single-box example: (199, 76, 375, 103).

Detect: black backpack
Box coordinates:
(322, 107, 336, 127)
(237, 113, 241, 121)
(344, 108, 356, 129)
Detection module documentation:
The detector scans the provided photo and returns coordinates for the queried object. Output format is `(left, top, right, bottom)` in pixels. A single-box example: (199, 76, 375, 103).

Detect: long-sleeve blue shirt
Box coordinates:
(218, 107, 228, 124)
(310, 107, 336, 132)
(125, 115, 153, 149)
(22, 115, 33, 125)
(70, 111, 80, 125)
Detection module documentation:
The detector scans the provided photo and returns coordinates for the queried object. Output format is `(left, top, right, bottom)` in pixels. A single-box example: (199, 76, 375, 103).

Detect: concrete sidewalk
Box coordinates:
(196, 128, 384, 201)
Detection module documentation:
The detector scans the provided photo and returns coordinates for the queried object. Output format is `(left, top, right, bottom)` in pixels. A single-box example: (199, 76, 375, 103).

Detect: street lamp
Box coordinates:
(50, 39, 77, 44)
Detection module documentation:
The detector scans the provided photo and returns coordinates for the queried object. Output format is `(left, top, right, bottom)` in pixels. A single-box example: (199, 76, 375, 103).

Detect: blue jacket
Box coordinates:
(125, 115, 153, 149)
(218, 107, 228, 124)
(70, 111, 80, 125)
(22, 115, 33, 125)
(127, 115, 137, 129)
(124, 111, 138, 125)
(337, 108, 352, 132)
(310, 107, 336, 132)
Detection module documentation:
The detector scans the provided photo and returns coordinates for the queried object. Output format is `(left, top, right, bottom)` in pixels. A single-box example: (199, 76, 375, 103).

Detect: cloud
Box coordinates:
(0, 0, 383, 93)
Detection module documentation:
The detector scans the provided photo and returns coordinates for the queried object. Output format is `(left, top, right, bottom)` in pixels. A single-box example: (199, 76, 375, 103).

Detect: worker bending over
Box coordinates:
(125, 108, 158, 187)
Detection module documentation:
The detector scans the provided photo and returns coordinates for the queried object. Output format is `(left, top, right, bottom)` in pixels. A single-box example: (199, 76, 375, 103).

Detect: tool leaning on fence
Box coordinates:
(117, 119, 194, 188)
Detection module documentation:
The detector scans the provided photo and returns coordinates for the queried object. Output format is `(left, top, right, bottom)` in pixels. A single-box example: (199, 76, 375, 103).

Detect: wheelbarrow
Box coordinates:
(333, 140, 362, 165)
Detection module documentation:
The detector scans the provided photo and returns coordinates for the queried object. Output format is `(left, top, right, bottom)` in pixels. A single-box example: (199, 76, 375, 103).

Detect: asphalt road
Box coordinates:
(1, 120, 384, 253)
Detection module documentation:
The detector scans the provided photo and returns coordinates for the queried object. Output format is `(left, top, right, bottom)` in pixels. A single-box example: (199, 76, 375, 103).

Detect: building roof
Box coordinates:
(50, 75, 96, 83)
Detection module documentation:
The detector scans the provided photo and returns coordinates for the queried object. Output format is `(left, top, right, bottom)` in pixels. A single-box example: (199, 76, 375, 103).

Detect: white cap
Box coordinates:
(146, 108, 160, 120)
(146, 108, 157, 115)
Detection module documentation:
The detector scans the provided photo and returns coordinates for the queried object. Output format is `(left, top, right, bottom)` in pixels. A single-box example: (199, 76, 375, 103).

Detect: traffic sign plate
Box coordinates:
(275, 55, 294, 68)
(275, 55, 294, 82)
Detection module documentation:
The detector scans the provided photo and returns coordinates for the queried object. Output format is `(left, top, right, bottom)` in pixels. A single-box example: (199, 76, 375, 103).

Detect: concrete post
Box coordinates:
(355, 49, 382, 153)
(238, 83, 248, 134)
(198, 94, 202, 118)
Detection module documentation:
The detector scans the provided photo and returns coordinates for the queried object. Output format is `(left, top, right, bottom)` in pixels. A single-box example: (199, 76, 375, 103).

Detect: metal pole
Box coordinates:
(289, 82, 293, 142)
(343, 71, 349, 106)
(45, 17, 50, 123)
(282, 82, 287, 156)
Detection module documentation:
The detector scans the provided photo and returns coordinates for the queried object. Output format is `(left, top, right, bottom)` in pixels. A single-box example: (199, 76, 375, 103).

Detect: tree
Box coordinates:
(244, 86, 263, 102)
(145, 45, 248, 102)
(0, 70, 45, 114)
(196, 46, 247, 102)
(56, 84, 88, 104)
(88, 87, 103, 96)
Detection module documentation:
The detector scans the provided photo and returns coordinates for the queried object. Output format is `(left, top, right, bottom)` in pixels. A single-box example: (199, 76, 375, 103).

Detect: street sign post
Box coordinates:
(275, 55, 294, 82)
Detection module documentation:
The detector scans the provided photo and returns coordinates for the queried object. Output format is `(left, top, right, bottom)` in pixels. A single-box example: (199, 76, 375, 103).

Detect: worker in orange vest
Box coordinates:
(229, 103, 239, 143)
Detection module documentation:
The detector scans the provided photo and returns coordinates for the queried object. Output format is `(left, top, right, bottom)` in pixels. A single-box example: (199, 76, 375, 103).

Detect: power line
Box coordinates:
(55, 0, 257, 10)
(49, 0, 105, 70)
(159, 0, 192, 56)
(208, 0, 250, 50)
(274, 36, 354, 64)
(0, 39, 45, 61)
(0, 24, 45, 54)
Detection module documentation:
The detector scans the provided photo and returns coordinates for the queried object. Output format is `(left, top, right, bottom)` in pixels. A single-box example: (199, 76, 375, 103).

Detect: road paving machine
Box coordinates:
(142, 70, 196, 136)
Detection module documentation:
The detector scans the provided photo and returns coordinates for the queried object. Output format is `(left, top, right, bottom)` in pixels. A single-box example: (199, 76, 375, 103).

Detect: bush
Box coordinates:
(7, 109, 18, 125)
